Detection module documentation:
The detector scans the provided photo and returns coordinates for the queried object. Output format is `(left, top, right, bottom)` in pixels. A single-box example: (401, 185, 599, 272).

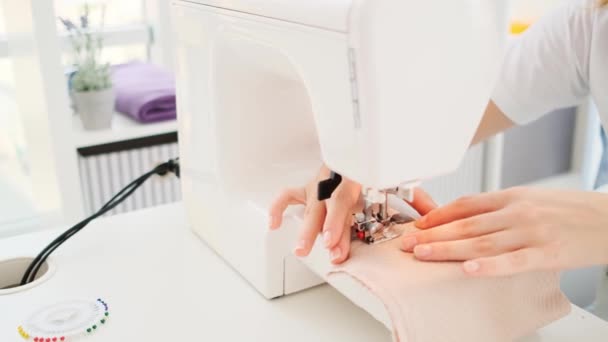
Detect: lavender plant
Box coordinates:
(60, 4, 111, 92)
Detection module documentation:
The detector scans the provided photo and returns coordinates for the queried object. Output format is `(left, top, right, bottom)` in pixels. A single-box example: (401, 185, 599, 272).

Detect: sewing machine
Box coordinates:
(173, 0, 506, 328)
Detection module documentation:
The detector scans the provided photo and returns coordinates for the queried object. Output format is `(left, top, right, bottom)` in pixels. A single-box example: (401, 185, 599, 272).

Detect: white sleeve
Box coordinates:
(492, 0, 595, 125)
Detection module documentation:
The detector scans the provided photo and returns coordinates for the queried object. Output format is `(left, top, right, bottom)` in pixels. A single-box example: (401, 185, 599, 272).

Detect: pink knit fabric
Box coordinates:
(328, 223, 571, 342)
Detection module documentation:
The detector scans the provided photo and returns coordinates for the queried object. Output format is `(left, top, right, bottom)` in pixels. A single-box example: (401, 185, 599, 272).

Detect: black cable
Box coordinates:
(22, 169, 159, 284)
(22, 160, 180, 284)
(20, 158, 180, 286)
(22, 170, 154, 284)
(24, 176, 147, 284)
(24, 171, 152, 281)
(25, 158, 180, 283)
(25, 182, 143, 283)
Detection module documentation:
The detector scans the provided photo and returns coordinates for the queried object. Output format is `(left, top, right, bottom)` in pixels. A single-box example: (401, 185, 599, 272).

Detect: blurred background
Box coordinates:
(0, 0, 178, 236)
(0, 0, 605, 314)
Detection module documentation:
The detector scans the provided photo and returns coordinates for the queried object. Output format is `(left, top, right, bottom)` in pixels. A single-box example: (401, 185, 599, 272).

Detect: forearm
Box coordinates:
(470, 100, 514, 146)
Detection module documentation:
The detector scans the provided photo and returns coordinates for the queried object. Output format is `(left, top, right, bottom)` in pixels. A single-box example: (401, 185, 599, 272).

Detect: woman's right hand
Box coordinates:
(268, 165, 437, 264)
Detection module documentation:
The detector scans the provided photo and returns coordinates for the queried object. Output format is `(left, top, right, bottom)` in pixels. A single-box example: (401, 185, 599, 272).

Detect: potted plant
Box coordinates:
(61, 4, 114, 130)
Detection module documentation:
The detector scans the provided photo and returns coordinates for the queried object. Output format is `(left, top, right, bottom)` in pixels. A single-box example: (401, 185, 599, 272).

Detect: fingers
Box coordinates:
(412, 230, 526, 261)
(268, 187, 306, 229)
(322, 177, 360, 250)
(407, 188, 438, 216)
(462, 248, 543, 277)
(294, 199, 326, 257)
(323, 195, 352, 249)
(329, 218, 352, 264)
(401, 210, 511, 252)
(271, 167, 361, 262)
(416, 192, 509, 229)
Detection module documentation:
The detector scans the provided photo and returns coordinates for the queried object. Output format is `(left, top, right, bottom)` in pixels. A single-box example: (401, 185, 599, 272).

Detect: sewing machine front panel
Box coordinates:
(173, 1, 356, 298)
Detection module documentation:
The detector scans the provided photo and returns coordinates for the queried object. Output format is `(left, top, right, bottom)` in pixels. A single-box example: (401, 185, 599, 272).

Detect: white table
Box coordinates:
(1, 203, 607, 341)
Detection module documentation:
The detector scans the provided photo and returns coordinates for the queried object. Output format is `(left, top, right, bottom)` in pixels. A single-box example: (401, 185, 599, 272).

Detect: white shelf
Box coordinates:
(72, 112, 178, 149)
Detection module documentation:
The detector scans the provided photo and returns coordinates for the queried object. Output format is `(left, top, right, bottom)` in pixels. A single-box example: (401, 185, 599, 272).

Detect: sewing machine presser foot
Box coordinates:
(352, 213, 412, 245)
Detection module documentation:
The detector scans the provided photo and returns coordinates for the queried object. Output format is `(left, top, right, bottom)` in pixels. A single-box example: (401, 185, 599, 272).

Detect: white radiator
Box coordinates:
(77, 138, 490, 216)
(78, 141, 181, 216)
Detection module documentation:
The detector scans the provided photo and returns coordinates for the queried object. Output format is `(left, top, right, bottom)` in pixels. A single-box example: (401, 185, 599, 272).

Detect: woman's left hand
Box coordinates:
(401, 187, 608, 276)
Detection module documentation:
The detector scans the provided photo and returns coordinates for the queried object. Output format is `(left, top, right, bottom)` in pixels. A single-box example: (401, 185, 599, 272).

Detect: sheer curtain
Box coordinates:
(0, 4, 38, 232)
(0, 0, 83, 237)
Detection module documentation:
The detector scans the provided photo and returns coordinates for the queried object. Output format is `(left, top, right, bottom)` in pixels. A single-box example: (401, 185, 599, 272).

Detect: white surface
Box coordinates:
(72, 113, 177, 148)
(0, 203, 606, 341)
(341, 1, 506, 188)
(185, 0, 352, 32)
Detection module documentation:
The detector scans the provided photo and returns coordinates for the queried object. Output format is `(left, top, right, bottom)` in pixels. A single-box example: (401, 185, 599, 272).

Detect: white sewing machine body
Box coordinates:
(173, 0, 506, 327)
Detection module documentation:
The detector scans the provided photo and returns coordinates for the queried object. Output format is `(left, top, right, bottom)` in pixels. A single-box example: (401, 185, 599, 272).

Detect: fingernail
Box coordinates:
(463, 261, 480, 273)
(323, 231, 332, 247)
(294, 240, 306, 256)
(268, 215, 275, 229)
(414, 244, 432, 257)
(331, 247, 342, 262)
(401, 236, 418, 251)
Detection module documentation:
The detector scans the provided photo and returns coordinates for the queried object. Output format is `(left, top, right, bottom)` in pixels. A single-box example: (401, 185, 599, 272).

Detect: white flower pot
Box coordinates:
(72, 87, 115, 130)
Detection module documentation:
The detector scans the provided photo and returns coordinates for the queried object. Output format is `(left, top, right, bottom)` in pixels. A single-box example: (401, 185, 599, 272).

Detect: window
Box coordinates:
(54, 1, 145, 28)
(0, 4, 36, 232)
(54, 0, 149, 66)
(0, 0, 155, 237)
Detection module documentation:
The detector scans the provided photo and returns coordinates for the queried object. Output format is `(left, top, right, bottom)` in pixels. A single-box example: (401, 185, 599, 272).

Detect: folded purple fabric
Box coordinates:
(112, 62, 176, 123)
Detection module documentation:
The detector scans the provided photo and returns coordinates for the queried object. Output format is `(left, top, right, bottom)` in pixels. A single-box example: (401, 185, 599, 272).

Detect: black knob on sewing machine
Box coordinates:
(317, 171, 342, 201)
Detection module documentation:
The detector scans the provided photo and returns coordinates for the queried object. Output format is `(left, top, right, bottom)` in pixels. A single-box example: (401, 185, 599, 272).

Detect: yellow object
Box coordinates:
(510, 21, 531, 35)
(17, 326, 30, 339)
